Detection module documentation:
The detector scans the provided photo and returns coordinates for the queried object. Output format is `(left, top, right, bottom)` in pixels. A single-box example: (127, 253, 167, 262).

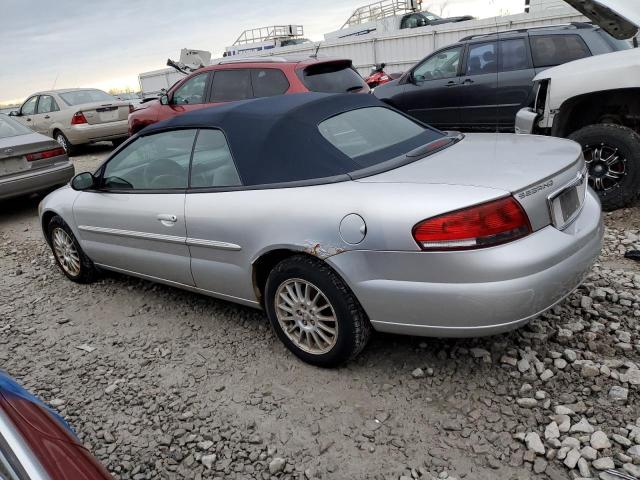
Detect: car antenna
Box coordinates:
(310, 41, 322, 59)
(52, 73, 59, 90)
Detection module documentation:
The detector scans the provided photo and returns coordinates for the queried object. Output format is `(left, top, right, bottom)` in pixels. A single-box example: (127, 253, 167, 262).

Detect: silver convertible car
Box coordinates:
(39, 93, 603, 366)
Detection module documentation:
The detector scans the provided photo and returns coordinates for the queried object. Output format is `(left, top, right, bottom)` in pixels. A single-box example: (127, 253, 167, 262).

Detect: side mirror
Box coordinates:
(160, 94, 169, 105)
(8, 111, 19, 117)
(409, 73, 422, 84)
(71, 172, 96, 191)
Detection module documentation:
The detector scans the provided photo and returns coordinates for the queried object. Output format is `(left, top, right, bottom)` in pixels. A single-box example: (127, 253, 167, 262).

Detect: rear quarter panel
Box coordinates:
(185, 180, 505, 302)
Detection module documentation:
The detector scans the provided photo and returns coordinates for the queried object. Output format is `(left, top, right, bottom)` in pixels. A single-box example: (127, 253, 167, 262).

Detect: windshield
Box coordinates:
(0, 114, 32, 138)
(423, 11, 441, 21)
(300, 62, 369, 93)
(59, 89, 115, 106)
(319, 106, 445, 168)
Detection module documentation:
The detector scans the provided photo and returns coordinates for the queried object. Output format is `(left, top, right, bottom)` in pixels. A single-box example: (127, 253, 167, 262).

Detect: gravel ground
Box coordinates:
(1, 145, 640, 480)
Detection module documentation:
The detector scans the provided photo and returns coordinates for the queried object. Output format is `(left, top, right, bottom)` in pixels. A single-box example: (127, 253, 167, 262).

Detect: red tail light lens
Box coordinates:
(26, 147, 66, 161)
(413, 197, 532, 251)
(71, 111, 87, 125)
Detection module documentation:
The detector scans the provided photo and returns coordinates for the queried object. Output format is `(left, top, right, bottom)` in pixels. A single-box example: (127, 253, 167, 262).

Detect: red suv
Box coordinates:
(128, 57, 369, 135)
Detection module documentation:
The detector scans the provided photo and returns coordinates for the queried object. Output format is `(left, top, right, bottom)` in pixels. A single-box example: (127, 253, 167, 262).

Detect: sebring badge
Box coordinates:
(518, 180, 554, 199)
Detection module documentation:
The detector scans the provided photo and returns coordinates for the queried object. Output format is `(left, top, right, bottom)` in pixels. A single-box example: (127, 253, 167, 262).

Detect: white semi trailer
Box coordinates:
(138, 0, 585, 97)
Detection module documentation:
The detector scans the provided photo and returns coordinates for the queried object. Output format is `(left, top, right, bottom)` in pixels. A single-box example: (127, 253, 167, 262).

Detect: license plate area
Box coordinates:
(548, 170, 588, 230)
(0, 157, 29, 176)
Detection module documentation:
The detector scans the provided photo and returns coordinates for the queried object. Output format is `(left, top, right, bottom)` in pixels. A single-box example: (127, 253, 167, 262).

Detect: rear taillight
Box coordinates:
(71, 111, 87, 125)
(26, 147, 66, 162)
(413, 197, 531, 251)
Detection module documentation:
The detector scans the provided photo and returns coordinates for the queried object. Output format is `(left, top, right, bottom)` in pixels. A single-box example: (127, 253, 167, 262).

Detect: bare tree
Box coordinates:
(437, 1, 449, 16)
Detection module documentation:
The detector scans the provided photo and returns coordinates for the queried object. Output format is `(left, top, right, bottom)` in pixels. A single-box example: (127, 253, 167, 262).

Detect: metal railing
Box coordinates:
(342, 0, 421, 28)
(233, 25, 304, 45)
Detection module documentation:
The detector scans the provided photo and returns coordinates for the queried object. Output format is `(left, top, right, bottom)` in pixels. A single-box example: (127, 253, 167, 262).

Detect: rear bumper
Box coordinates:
(515, 108, 540, 135)
(64, 120, 129, 145)
(0, 161, 74, 200)
(327, 189, 603, 337)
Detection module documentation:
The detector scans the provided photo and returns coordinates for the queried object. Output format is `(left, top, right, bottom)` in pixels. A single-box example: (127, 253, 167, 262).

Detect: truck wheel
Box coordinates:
(569, 124, 640, 211)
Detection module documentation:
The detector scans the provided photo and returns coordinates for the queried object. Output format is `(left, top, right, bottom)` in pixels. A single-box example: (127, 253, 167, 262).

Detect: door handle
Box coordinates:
(445, 81, 458, 87)
(26, 118, 31, 122)
(44, 115, 50, 119)
(462, 78, 475, 85)
(157, 214, 177, 224)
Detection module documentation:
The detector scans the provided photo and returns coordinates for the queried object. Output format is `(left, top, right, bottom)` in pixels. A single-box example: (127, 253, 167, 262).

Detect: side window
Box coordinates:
(530, 34, 591, 68)
(190, 130, 242, 188)
(401, 13, 427, 29)
(499, 38, 530, 72)
(466, 42, 497, 76)
(172, 73, 208, 105)
(37, 95, 59, 114)
(21, 96, 38, 115)
(413, 46, 463, 81)
(211, 70, 252, 102)
(251, 69, 290, 97)
(102, 130, 196, 190)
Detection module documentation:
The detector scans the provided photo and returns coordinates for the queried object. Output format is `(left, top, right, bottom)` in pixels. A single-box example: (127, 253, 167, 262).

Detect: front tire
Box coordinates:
(569, 124, 640, 211)
(47, 216, 98, 283)
(265, 255, 371, 367)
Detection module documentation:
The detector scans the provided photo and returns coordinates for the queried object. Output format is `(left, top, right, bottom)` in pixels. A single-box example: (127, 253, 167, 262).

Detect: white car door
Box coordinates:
(73, 130, 197, 286)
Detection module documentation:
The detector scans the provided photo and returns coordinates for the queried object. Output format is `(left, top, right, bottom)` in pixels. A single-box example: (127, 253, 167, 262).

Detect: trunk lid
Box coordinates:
(564, 0, 638, 40)
(76, 100, 130, 125)
(0, 133, 67, 178)
(357, 133, 586, 231)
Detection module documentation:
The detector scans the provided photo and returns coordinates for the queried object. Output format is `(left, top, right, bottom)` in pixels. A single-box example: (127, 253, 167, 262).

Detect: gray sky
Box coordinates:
(0, 0, 518, 105)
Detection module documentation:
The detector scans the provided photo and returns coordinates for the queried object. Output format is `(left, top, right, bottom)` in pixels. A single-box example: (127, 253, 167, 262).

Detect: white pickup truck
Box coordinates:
(516, 0, 640, 210)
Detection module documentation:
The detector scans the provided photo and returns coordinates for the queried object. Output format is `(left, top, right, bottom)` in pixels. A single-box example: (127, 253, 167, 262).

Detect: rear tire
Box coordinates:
(265, 255, 371, 367)
(47, 215, 98, 283)
(54, 131, 78, 156)
(569, 124, 640, 211)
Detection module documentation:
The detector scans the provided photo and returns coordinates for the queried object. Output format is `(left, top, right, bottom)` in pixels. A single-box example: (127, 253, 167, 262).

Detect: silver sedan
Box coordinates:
(39, 93, 603, 366)
(0, 114, 73, 201)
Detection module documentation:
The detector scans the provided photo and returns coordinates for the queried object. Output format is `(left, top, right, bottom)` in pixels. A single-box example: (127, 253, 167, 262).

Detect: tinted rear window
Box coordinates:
(251, 69, 290, 97)
(211, 70, 252, 102)
(0, 114, 32, 138)
(530, 34, 591, 68)
(59, 89, 115, 106)
(319, 107, 443, 168)
(300, 63, 368, 93)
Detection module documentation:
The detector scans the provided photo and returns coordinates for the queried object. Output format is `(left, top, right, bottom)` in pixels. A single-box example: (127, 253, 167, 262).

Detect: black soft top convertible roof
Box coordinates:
(140, 93, 443, 186)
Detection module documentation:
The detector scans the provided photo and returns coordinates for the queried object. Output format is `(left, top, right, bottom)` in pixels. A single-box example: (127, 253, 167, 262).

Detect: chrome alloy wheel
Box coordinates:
(274, 278, 338, 355)
(55, 133, 68, 151)
(583, 143, 627, 192)
(52, 228, 81, 277)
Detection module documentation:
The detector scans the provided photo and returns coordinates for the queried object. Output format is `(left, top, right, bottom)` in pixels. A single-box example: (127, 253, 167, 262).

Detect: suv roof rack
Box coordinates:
(458, 22, 594, 42)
